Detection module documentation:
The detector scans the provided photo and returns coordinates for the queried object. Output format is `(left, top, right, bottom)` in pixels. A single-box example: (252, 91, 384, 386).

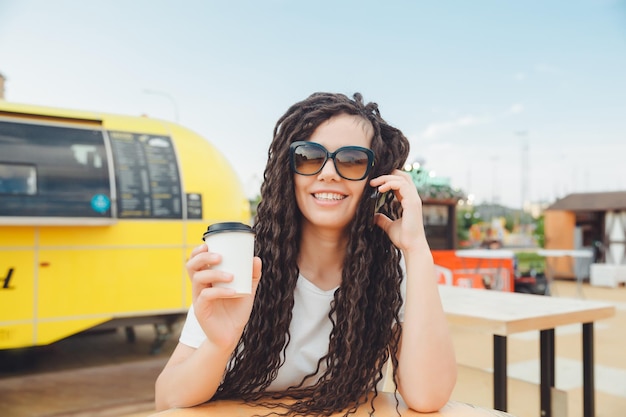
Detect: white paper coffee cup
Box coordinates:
(202, 222, 255, 296)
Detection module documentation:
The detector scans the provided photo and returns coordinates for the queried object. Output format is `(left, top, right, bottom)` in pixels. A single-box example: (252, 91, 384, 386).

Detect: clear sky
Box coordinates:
(1, 0, 625, 208)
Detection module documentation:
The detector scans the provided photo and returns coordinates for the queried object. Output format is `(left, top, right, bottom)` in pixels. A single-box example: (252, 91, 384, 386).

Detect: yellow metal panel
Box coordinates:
(183, 280, 193, 306)
(101, 114, 170, 135)
(0, 250, 35, 321)
(185, 222, 210, 246)
(38, 221, 184, 247)
(37, 318, 109, 346)
(37, 247, 186, 318)
(0, 226, 35, 246)
(0, 324, 35, 350)
(1, 227, 36, 349)
(0, 101, 102, 125)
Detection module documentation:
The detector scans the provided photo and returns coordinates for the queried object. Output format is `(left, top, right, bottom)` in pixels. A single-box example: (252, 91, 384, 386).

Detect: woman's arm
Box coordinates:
(395, 242, 457, 412)
(155, 339, 235, 410)
(154, 245, 262, 410)
(370, 171, 457, 412)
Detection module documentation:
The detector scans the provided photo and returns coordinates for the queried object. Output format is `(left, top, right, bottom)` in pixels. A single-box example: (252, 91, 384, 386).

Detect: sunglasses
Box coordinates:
(289, 141, 375, 181)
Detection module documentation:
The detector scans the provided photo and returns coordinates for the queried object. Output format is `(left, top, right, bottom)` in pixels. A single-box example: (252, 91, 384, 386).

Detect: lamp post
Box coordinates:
(516, 130, 529, 230)
(516, 130, 529, 213)
(143, 89, 179, 123)
(490, 155, 499, 204)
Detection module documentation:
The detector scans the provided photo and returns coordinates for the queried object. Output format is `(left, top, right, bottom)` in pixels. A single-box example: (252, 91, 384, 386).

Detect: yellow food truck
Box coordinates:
(0, 101, 250, 352)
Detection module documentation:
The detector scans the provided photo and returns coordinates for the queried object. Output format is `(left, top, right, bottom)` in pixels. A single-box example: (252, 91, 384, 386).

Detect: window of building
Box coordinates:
(0, 163, 37, 195)
(423, 204, 454, 249)
(0, 121, 111, 217)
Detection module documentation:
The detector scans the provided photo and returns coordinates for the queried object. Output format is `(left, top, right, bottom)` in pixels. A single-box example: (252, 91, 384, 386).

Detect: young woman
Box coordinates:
(155, 92, 457, 415)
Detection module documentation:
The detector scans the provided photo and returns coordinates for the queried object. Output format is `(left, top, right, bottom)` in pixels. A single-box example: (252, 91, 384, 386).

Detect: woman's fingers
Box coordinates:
(189, 243, 207, 258)
(192, 268, 233, 286)
(194, 256, 262, 345)
(187, 249, 220, 273)
(370, 170, 428, 250)
(187, 248, 232, 299)
(197, 285, 237, 302)
(370, 170, 419, 203)
(190, 252, 262, 301)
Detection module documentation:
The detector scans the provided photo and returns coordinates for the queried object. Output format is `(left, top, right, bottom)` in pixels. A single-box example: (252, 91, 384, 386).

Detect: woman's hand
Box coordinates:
(370, 169, 426, 252)
(186, 244, 262, 350)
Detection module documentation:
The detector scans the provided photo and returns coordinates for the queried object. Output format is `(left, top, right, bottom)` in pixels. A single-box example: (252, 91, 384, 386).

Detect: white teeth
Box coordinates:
(314, 193, 345, 201)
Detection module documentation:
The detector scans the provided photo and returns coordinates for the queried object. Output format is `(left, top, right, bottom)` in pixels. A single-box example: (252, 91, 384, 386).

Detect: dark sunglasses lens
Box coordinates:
(294, 145, 326, 175)
(335, 149, 370, 180)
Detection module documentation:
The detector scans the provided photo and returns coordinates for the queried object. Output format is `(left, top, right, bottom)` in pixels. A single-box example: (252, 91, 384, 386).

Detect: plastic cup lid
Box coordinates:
(203, 222, 254, 240)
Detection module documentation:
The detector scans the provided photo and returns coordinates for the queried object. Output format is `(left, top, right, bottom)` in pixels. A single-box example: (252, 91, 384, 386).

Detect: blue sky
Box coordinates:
(1, 0, 625, 208)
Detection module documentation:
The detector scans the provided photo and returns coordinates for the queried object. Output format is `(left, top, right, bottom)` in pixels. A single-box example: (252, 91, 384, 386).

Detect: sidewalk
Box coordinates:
(0, 358, 164, 417)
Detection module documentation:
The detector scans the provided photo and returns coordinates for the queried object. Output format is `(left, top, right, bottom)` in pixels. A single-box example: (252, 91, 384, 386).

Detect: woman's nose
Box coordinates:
(317, 157, 340, 180)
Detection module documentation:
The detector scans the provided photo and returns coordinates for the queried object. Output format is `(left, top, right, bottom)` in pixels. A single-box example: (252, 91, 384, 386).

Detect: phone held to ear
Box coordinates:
(371, 190, 393, 213)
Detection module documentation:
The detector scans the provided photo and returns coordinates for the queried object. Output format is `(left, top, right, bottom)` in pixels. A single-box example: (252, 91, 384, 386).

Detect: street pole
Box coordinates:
(143, 89, 179, 123)
(516, 130, 529, 229)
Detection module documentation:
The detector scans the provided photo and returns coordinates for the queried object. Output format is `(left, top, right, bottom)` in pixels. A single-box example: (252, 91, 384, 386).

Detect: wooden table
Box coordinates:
(439, 285, 615, 417)
(150, 393, 515, 416)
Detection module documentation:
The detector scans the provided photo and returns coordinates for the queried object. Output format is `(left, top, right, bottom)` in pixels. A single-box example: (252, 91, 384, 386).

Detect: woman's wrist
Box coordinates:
(401, 235, 432, 259)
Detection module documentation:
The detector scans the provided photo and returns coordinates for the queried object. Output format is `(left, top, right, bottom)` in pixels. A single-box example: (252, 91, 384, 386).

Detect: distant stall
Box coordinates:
(432, 249, 515, 292)
(544, 191, 626, 285)
(406, 163, 464, 251)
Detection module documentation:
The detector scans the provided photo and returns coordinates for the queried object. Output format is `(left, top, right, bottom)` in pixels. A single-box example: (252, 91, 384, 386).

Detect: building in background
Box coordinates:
(544, 191, 626, 282)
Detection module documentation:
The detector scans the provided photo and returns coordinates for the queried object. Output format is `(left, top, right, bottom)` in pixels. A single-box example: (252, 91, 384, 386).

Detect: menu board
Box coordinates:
(186, 193, 203, 219)
(109, 131, 182, 219)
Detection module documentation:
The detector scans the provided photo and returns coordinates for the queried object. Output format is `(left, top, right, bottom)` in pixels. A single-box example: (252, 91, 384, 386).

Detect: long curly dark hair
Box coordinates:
(213, 92, 411, 416)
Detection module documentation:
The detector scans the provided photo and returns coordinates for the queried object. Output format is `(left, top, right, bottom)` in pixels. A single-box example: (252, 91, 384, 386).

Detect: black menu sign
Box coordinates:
(109, 131, 182, 218)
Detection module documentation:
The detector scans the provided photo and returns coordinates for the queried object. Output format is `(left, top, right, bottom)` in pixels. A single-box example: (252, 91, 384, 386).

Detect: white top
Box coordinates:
(179, 273, 406, 391)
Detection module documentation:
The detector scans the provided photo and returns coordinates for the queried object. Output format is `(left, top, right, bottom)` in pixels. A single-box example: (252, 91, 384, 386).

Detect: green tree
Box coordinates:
(534, 215, 545, 248)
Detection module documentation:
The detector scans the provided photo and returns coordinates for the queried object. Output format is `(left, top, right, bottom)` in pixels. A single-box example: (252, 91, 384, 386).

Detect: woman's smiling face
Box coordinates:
(293, 113, 373, 233)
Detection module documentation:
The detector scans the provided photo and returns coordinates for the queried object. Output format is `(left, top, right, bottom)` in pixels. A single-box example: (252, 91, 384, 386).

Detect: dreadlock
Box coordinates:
(213, 92, 411, 416)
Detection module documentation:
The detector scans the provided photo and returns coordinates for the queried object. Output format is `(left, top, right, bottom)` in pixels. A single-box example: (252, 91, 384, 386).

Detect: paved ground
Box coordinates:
(0, 280, 624, 417)
(0, 323, 178, 417)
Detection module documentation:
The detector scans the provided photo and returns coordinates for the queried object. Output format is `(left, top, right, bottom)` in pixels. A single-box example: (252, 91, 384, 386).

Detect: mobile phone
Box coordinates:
(371, 190, 392, 213)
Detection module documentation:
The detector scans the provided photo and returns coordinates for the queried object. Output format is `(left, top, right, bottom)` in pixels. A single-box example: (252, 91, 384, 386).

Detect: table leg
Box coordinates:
(493, 335, 507, 411)
(572, 257, 586, 299)
(582, 323, 595, 417)
(540, 329, 555, 417)
(543, 258, 552, 296)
